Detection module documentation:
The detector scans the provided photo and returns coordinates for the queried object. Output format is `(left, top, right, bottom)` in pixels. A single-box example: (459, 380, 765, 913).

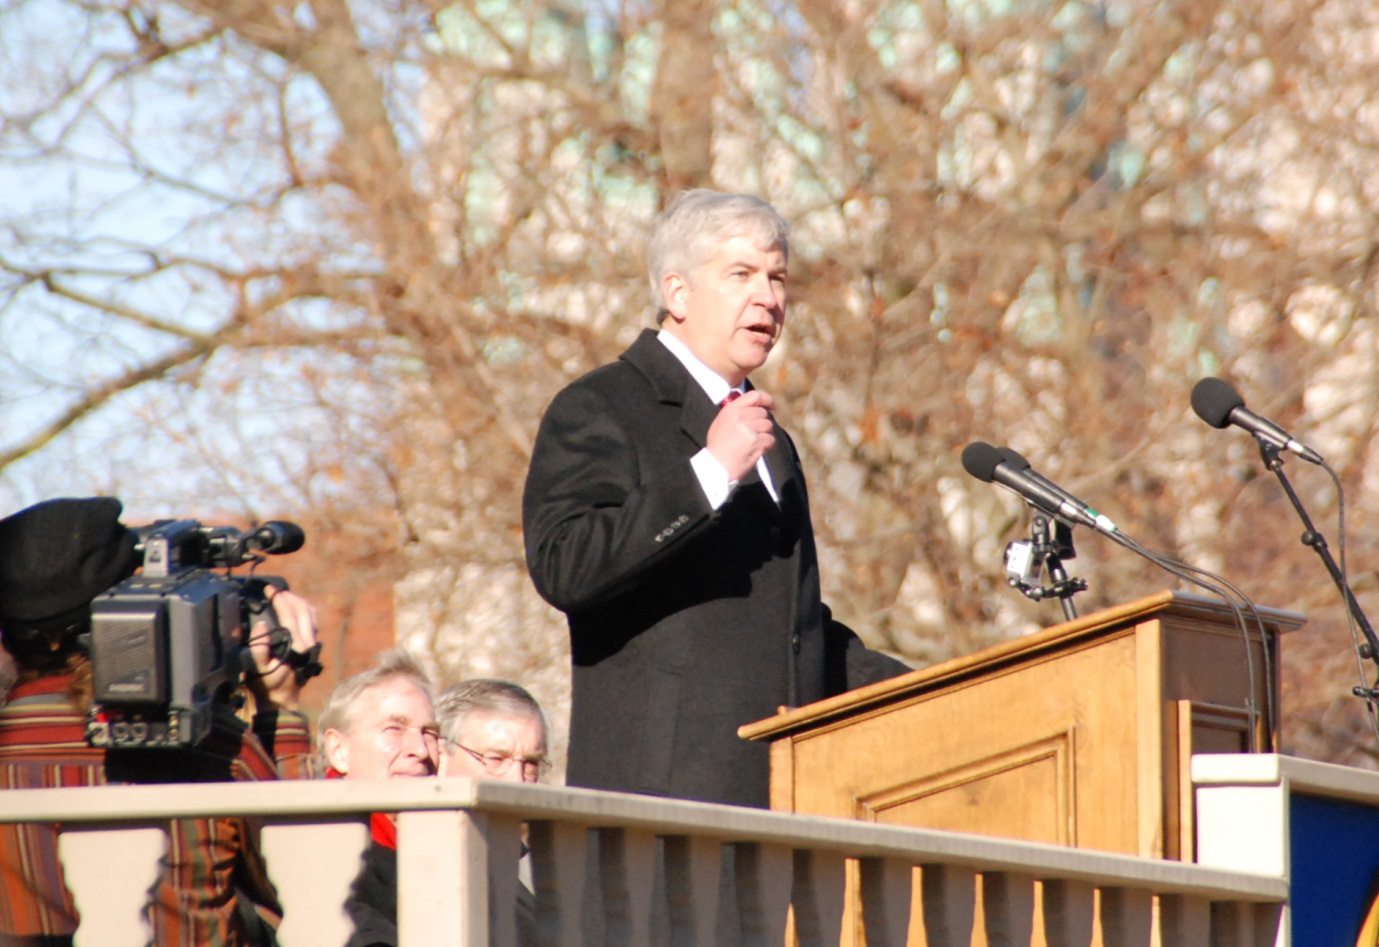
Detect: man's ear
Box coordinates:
(323, 728, 349, 774)
(662, 272, 689, 322)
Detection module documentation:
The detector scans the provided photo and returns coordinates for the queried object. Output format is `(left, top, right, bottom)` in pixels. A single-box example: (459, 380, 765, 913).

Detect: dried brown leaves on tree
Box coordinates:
(3, 0, 1379, 766)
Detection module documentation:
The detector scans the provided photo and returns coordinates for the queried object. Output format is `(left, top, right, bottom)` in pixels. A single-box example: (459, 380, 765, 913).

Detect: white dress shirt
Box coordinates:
(657, 330, 779, 509)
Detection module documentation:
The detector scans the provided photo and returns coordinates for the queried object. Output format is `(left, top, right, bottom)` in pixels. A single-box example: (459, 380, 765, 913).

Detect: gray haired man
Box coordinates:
(436, 678, 547, 945)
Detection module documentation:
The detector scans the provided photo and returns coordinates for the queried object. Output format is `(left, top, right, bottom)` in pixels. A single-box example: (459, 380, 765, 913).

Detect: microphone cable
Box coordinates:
(1101, 528, 1275, 753)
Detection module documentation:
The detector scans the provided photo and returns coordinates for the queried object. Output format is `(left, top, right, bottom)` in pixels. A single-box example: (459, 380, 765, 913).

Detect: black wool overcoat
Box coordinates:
(522, 330, 908, 808)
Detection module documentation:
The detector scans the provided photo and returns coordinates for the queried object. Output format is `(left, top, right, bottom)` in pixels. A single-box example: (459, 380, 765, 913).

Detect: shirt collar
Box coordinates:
(657, 330, 743, 405)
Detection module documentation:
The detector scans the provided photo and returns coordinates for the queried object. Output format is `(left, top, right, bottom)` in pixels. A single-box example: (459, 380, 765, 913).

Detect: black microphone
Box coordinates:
(1190, 377, 1323, 464)
(961, 442, 1118, 533)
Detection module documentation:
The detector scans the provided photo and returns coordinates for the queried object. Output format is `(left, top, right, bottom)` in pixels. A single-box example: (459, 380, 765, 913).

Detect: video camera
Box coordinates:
(84, 519, 320, 750)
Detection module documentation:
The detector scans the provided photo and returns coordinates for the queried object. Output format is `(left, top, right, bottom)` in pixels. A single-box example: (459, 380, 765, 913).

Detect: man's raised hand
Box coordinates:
(707, 389, 775, 482)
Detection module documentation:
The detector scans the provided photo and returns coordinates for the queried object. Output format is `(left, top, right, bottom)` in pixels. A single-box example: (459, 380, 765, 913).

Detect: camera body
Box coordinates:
(84, 519, 304, 749)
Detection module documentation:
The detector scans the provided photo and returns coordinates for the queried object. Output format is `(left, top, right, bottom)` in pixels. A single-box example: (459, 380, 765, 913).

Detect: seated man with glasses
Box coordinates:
(319, 649, 440, 947)
(436, 678, 550, 784)
(436, 679, 548, 945)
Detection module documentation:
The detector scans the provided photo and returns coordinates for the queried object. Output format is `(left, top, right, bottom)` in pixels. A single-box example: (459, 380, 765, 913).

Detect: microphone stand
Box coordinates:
(1004, 513, 1087, 621)
(1259, 442, 1379, 699)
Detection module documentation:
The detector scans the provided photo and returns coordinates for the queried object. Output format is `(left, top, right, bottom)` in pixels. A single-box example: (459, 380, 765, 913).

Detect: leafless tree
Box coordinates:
(3, 0, 1379, 768)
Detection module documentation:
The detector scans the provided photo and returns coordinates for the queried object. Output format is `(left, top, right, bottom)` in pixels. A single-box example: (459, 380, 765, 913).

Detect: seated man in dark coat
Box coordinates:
(318, 650, 439, 947)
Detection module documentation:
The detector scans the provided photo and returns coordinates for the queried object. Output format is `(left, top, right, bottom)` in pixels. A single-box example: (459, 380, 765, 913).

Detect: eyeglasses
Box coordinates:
(446, 740, 552, 782)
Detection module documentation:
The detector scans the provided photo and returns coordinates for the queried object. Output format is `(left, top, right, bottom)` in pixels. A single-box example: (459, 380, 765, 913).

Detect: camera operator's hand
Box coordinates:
(246, 587, 319, 713)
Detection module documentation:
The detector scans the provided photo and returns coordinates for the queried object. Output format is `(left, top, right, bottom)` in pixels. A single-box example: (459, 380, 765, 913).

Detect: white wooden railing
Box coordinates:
(1, 776, 1285, 946)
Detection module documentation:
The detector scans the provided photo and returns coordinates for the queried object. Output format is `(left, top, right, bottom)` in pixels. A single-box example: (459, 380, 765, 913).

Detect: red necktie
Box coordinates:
(721, 390, 742, 407)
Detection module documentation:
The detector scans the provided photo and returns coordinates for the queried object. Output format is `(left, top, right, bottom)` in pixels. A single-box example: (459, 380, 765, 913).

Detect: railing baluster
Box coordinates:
(529, 819, 592, 947)
(596, 826, 657, 946)
(481, 813, 525, 947)
(397, 809, 495, 947)
(1210, 900, 1249, 947)
(664, 834, 723, 947)
(1041, 878, 1096, 946)
(735, 841, 793, 946)
(60, 825, 164, 947)
(1157, 893, 1211, 945)
(858, 856, 913, 947)
(259, 818, 368, 947)
(1098, 886, 1152, 947)
(918, 863, 975, 947)
(981, 870, 1035, 946)
(790, 848, 847, 947)
(1209, 900, 1283, 947)
(1249, 902, 1283, 947)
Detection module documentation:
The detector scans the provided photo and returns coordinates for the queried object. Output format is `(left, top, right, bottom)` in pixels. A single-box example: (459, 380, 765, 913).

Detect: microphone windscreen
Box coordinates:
(253, 521, 306, 554)
(1191, 377, 1244, 429)
(961, 442, 1004, 483)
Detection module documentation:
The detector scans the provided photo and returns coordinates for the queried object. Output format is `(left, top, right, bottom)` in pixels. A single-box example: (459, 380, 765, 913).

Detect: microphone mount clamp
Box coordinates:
(1004, 512, 1087, 621)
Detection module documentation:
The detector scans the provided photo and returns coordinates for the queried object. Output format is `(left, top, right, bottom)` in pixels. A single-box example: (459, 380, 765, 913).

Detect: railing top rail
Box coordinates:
(1194, 752, 1379, 803)
(0, 778, 1285, 902)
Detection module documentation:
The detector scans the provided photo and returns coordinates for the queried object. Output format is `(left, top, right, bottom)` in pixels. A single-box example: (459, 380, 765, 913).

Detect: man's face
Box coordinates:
(662, 232, 787, 386)
(441, 710, 548, 784)
(325, 676, 439, 779)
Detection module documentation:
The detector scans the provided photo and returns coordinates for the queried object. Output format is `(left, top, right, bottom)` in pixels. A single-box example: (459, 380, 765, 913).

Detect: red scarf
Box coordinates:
(324, 766, 398, 850)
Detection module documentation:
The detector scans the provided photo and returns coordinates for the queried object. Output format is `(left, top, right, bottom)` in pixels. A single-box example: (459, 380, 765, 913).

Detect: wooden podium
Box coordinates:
(740, 591, 1304, 862)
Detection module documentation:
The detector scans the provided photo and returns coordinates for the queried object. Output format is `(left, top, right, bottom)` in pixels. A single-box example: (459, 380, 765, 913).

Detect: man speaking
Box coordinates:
(522, 189, 908, 808)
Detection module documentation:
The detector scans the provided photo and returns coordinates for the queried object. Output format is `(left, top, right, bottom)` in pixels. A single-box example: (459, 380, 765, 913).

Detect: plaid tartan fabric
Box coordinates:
(0, 675, 313, 945)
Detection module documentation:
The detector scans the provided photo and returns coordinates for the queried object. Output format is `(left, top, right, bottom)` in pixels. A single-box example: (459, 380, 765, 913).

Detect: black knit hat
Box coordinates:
(0, 497, 140, 624)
